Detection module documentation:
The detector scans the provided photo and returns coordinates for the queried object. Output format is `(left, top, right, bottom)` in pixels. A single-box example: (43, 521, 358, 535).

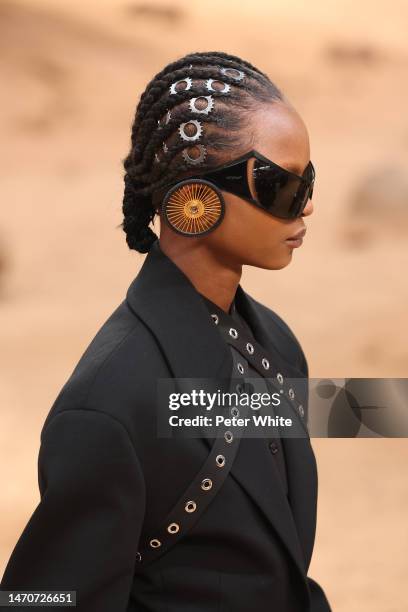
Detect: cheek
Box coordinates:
(224, 195, 287, 244)
(207, 197, 293, 269)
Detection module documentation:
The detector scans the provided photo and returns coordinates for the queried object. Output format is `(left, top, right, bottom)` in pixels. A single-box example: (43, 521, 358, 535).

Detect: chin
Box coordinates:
(246, 251, 293, 270)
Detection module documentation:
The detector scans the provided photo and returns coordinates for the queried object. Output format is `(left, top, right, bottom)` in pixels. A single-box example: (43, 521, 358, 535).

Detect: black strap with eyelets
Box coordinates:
(133, 301, 308, 570)
(206, 305, 310, 436)
(134, 388, 251, 570)
(215, 311, 287, 377)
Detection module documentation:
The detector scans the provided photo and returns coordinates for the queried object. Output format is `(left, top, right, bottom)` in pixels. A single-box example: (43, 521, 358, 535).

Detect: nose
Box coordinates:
(301, 197, 314, 217)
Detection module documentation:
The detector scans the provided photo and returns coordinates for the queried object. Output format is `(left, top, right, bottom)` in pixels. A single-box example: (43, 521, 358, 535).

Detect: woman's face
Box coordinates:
(158, 99, 314, 270)
(203, 99, 314, 270)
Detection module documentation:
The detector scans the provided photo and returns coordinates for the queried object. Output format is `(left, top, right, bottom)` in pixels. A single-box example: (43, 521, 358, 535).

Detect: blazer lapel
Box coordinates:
(126, 239, 233, 384)
(233, 282, 318, 570)
(126, 239, 314, 583)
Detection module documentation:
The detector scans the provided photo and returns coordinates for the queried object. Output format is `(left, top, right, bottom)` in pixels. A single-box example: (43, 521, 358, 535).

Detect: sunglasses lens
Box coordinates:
(253, 160, 313, 218)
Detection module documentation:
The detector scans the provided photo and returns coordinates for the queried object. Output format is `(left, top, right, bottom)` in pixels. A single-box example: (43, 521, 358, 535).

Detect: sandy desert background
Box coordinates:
(0, 0, 407, 609)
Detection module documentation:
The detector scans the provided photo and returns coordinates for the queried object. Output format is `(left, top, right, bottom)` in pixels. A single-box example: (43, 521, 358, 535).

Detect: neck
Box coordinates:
(158, 238, 242, 313)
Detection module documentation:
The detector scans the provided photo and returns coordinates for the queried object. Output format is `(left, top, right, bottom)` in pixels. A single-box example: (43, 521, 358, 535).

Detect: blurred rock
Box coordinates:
(123, 3, 184, 23)
(341, 164, 408, 248)
(325, 42, 384, 67)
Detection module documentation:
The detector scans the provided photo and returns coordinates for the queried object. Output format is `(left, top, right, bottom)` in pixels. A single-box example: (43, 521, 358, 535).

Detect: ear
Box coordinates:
(162, 179, 225, 237)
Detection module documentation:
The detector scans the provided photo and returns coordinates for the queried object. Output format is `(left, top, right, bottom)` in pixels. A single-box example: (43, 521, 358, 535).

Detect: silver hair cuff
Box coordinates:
(219, 66, 245, 81)
(169, 77, 193, 95)
(157, 110, 171, 130)
(182, 145, 207, 165)
(205, 79, 231, 93)
(178, 119, 203, 142)
(189, 95, 214, 115)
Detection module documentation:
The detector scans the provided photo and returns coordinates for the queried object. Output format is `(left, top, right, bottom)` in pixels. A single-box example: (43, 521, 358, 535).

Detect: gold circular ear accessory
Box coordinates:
(163, 179, 225, 237)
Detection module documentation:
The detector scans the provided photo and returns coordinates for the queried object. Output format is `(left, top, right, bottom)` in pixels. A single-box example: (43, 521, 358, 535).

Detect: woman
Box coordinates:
(0, 51, 331, 611)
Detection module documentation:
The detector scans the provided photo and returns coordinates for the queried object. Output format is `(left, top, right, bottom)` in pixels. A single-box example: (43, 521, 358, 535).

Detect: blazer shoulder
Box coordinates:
(249, 294, 309, 376)
(42, 299, 164, 435)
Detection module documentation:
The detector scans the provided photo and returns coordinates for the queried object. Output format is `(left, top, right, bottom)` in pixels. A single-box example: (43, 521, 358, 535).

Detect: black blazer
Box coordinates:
(0, 240, 331, 612)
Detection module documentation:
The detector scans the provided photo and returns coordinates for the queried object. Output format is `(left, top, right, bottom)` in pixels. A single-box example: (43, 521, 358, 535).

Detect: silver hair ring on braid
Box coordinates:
(219, 66, 246, 81)
(169, 77, 193, 95)
(178, 119, 203, 142)
(189, 95, 215, 115)
(205, 79, 231, 93)
(182, 144, 207, 165)
(157, 110, 171, 130)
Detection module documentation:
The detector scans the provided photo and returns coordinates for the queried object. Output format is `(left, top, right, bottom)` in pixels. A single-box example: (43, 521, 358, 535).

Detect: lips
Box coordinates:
(286, 227, 307, 241)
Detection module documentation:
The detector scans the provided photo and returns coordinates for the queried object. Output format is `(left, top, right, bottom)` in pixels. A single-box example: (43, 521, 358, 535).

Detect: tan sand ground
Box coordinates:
(1, 1, 407, 609)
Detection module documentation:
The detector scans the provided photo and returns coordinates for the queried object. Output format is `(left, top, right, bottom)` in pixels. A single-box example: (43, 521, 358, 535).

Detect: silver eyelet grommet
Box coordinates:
(277, 373, 284, 384)
(289, 388, 295, 399)
(149, 538, 161, 548)
(185, 500, 197, 513)
(178, 119, 203, 142)
(167, 522, 180, 534)
(216, 454, 226, 468)
(135, 551, 142, 562)
(170, 77, 193, 95)
(231, 406, 240, 418)
(229, 328, 238, 339)
(246, 342, 254, 354)
(189, 95, 214, 115)
(219, 67, 245, 81)
(205, 78, 231, 93)
(237, 363, 245, 374)
(211, 313, 219, 325)
(262, 358, 270, 370)
(182, 144, 207, 165)
(224, 430, 233, 443)
(298, 404, 305, 417)
(201, 478, 213, 491)
(162, 142, 168, 153)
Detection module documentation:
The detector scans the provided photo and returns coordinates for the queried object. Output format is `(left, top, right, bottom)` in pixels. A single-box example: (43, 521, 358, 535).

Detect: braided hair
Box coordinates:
(122, 51, 285, 253)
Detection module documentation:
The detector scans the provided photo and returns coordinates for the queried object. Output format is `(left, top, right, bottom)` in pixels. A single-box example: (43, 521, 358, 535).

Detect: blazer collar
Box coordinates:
(126, 239, 305, 382)
(126, 239, 233, 382)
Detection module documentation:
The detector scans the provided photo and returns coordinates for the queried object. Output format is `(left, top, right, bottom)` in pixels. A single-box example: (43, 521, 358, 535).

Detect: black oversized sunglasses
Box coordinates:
(155, 149, 315, 220)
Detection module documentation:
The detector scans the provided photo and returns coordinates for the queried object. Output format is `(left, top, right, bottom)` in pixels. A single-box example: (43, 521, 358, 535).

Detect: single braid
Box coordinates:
(122, 174, 156, 253)
(121, 51, 284, 253)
